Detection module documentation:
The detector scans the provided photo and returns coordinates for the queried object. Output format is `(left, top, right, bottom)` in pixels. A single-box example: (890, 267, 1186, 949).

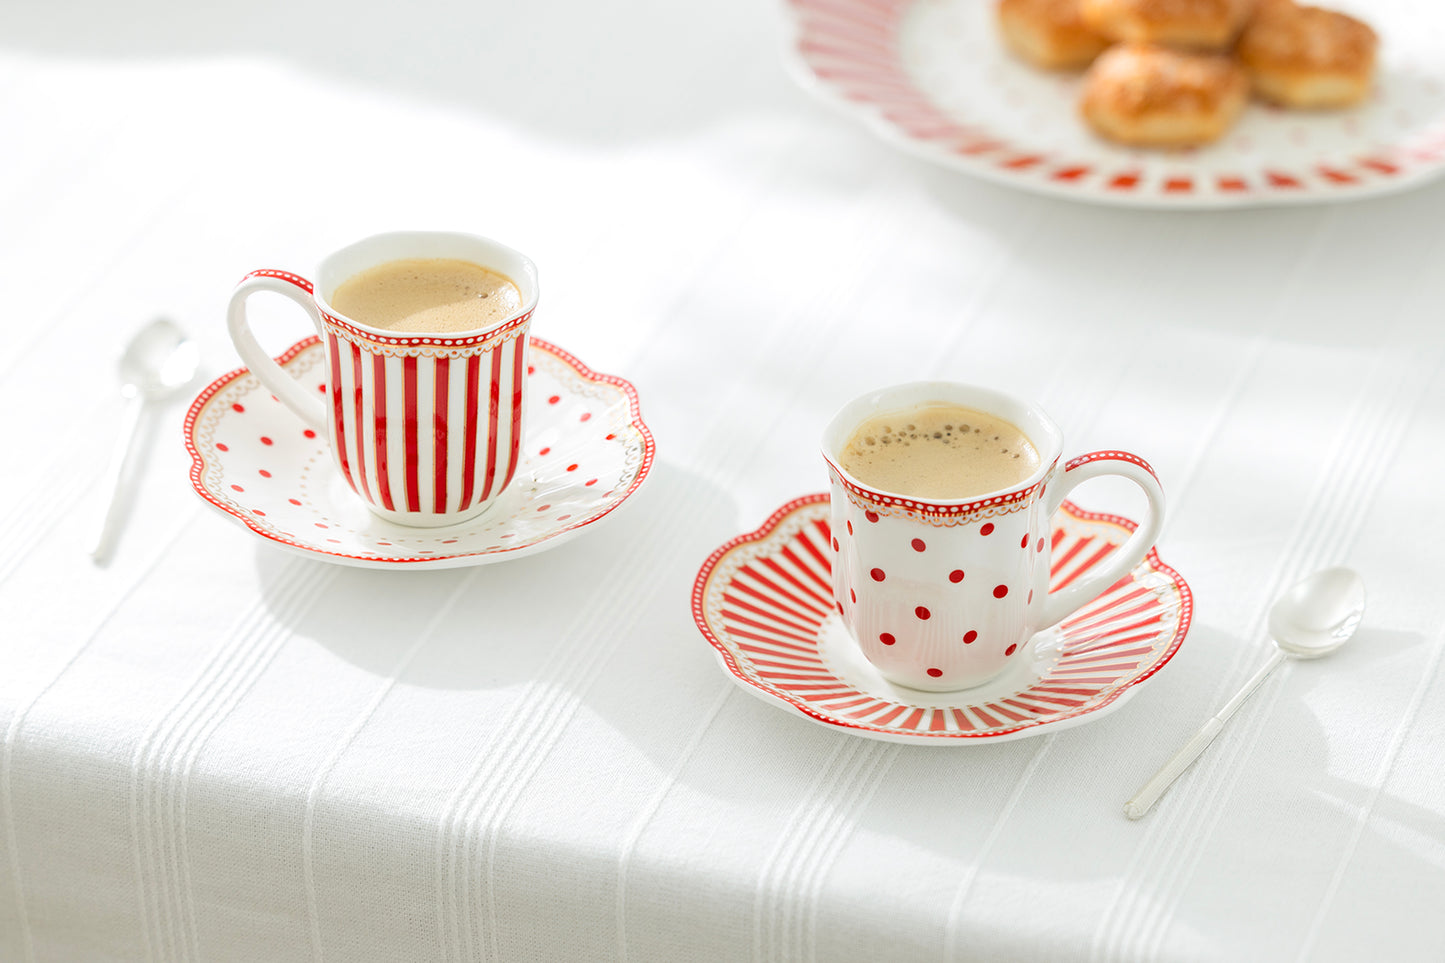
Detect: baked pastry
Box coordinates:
(1236, 2, 1377, 108)
(997, 0, 1111, 69)
(1080, 43, 1249, 146)
(1080, 0, 1257, 49)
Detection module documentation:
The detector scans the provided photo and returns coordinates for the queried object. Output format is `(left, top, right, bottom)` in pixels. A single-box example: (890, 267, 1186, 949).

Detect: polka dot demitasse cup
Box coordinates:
(822, 382, 1165, 692)
(226, 231, 539, 528)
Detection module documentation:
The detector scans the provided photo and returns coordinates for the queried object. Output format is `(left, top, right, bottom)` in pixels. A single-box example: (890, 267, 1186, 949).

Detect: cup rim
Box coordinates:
(820, 381, 1064, 506)
(312, 230, 540, 341)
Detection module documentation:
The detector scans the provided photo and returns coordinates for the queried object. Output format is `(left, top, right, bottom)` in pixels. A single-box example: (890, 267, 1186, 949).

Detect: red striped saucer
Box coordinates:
(692, 494, 1192, 744)
(785, 0, 1445, 207)
(185, 337, 654, 569)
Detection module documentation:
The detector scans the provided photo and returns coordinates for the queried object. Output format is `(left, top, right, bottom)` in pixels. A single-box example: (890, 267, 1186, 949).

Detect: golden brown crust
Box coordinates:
(1237, 4, 1376, 107)
(1237, 6, 1376, 73)
(997, 0, 1110, 69)
(1080, 0, 1257, 49)
(1080, 43, 1249, 145)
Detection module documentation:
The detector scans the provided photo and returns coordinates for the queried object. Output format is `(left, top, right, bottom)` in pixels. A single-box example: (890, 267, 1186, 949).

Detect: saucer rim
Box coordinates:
(782, 0, 1445, 209)
(184, 335, 656, 569)
(691, 492, 1194, 745)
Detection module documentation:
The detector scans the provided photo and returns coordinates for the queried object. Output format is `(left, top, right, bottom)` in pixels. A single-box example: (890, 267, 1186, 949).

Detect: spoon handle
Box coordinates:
(1124, 649, 1286, 820)
(90, 394, 145, 562)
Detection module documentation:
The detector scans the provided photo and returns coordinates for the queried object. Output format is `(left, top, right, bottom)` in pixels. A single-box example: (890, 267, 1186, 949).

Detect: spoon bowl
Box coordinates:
(119, 317, 200, 399)
(1267, 566, 1366, 659)
(91, 318, 200, 561)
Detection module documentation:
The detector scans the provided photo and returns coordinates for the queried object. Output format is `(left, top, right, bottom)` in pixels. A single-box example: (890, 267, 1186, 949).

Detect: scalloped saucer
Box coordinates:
(692, 494, 1192, 744)
(186, 336, 655, 569)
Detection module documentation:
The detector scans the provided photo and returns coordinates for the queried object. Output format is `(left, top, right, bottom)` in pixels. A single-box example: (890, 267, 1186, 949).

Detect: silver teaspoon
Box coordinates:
(1124, 567, 1366, 820)
(90, 318, 200, 562)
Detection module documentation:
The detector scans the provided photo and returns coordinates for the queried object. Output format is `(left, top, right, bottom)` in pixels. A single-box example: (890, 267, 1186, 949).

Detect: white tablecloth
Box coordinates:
(3, 0, 1444, 960)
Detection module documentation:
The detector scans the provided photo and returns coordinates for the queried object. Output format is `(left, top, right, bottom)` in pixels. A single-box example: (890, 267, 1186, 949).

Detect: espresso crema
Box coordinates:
(839, 403, 1040, 499)
(330, 257, 523, 334)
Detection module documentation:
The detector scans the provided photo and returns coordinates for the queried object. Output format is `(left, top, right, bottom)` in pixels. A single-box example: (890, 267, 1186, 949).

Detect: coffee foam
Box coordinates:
(840, 403, 1040, 499)
(330, 257, 522, 334)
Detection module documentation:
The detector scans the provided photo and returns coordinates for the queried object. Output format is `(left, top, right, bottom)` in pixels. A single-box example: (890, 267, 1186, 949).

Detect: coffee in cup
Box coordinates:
(329, 257, 523, 334)
(837, 403, 1041, 499)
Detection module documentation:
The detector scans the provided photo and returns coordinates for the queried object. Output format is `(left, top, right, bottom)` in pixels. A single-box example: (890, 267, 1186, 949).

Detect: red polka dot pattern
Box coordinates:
(865, 511, 879, 523)
(870, 568, 886, 581)
(695, 496, 1194, 740)
(915, 606, 930, 620)
(186, 335, 656, 572)
(1021, 534, 1029, 548)
(980, 523, 994, 536)
(949, 569, 965, 583)
(993, 585, 1009, 598)
(911, 538, 926, 552)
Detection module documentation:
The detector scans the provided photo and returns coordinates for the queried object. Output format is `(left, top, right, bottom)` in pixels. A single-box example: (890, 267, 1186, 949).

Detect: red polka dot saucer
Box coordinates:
(185, 337, 654, 568)
(692, 494, 1193, 744)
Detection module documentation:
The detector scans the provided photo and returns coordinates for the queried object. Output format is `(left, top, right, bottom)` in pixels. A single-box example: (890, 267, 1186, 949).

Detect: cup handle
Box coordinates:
(226, 269, 327, 432)
(1037, 450, 1165, 629)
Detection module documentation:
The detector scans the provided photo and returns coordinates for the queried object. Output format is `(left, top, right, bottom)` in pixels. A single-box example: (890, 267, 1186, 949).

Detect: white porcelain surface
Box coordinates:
(186, 336, 654, 567)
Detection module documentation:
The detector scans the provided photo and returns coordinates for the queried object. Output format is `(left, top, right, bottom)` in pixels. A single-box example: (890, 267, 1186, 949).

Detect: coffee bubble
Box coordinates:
(840, 403, 1040, 499)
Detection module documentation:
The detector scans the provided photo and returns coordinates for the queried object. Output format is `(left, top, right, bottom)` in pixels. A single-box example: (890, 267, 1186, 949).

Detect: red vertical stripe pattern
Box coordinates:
(460, 354, 481, 509)
(321, 324, 532, 521)
(327, 333, 353, 494)
(373, 353, 395, 511)
(501, 336, 526, 492)
(350, 341, 372, 504)
(402, 355, 420, 513)
(481, 346, 503, 503)
(433, 357, 450, 513)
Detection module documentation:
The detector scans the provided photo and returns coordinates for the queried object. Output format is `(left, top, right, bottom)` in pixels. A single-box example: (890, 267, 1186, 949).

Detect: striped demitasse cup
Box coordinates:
(226, 231, 539, 528)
